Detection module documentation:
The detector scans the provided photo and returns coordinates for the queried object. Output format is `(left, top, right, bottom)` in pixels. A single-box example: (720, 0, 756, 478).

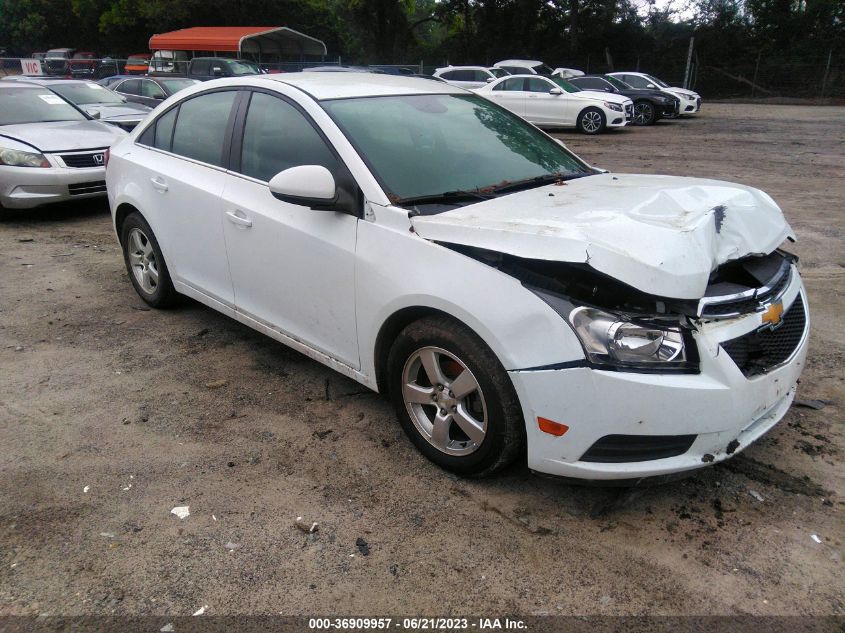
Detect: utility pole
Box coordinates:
(683, 36, 695, 89)
(820, 49, 832, 99)
(751, 50, 761, 98)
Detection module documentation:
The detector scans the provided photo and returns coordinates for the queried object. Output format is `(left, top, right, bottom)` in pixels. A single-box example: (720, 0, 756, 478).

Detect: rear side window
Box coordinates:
(171, 91, 237, 167)
(238, 92, 337, 182)
(191, 59, 210, 76)
(117, 79, 140, 95)
(573, 77, 606, 90)
(153, 108, 178, 151)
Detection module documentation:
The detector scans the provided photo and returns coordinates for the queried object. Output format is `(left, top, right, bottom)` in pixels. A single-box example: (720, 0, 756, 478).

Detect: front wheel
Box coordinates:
(577, 107, 605, 135)
(387, 316, 525, 477)
(632, 101, 656, 126)
(120, 212, 178, 308)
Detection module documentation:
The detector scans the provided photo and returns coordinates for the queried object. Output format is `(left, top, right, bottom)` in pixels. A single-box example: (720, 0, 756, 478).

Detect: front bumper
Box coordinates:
(0, 164, 107, 209)
(510, 274, 808, 480)
(681, 96, 701, 114)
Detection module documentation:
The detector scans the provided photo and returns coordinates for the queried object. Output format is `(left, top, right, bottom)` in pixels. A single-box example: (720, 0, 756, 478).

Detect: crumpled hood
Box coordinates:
(410, 173, 793, 300)
(667, 87, 699, 99)
(0, 120, 126, 152)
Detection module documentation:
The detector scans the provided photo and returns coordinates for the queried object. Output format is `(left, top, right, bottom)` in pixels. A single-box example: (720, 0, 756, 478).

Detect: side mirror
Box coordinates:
(646, 83, 656, 88)
(85, 109, 101, 119)
(269, 165, 337, 209)
(153, 93, 165, 100)
(485, 77, 495, 83)
(549, 87, 563, 95)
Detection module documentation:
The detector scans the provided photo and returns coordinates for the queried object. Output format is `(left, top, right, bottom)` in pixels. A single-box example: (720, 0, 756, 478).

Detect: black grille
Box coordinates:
(701, 265, 792, 317)
(581, 434, 697, 463)
(68, 181, 107, 195)
(720, 294, 807, 377)
(59, 151, 107, 168)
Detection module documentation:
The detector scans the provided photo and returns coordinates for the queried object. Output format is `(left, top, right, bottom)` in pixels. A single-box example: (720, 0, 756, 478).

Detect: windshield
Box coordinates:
(159, 78, 198, 92)
(551, 77, 581, 93)
(645, 74, 670, 88)
(0, 88, 87, 125)
(50, 83, 125, 105)
(532, 63, 555, 76)
(489, 68, 509, 78)
(323, 94, 591, 205)
(604, 75, 631, 90)
(127, 57, 149, 65)
(229, 61, 261, 76)
(46, 51, 68, 59)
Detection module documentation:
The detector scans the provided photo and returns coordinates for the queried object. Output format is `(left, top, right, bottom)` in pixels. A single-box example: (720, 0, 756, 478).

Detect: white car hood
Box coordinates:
(410, 173, 793, 300)
(0, 120, 126, 152)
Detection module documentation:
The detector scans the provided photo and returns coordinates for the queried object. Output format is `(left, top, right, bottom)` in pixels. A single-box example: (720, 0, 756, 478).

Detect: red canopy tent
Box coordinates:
(148, 26, 327, 59)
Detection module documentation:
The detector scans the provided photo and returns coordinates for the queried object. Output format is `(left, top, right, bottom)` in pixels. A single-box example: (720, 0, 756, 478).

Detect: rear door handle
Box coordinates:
(150, 176, 168, 192)
(225, 210, 253, 228)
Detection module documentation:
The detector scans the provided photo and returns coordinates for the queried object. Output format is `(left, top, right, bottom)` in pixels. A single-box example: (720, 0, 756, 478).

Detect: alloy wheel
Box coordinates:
(634, 102, 654, 125)
(581, 110, 603, 133)
(401, 346, 488, 456)
(127, 227, 159, 294)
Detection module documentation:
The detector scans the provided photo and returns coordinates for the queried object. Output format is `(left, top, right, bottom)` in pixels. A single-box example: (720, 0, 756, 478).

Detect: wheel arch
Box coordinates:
(114, 202, 140, 245)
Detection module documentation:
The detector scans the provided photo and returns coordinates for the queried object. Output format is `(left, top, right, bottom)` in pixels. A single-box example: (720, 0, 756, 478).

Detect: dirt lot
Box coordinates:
(1, 104, 843, 618)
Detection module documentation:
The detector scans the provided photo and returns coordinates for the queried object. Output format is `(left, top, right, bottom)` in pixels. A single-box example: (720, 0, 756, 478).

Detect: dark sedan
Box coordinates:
(569, 74, 680, 125)
(104, 76, 199, 108)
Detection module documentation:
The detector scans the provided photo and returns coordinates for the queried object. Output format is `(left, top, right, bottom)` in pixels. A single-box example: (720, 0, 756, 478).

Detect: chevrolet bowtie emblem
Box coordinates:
(761, 301, 784, 328)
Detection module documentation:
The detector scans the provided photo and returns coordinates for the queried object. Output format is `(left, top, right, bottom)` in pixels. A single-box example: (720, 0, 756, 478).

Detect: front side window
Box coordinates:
(645, 74, 670, 88)
(604, 75, 632, 90)
(170, 91, 237, 167)
(525, 77, 553, 92)
(551, 78, 581, 93)
(238, 92, 337, 182)
(227, 61, 260, 76)
(0, 87, 86, 125)
(489, 68, 509, 78)
(531, 64, 555, 75)
(323, 94, 591, 204)
(140, 80, 166, 99)
(159, 79, 198, 94)
(116, 79, 140, 95)
(191, 60, 210, 75)
(493, 77, 525, 91)
(621, 74, 648, 89)
(440, 70, 457, 80)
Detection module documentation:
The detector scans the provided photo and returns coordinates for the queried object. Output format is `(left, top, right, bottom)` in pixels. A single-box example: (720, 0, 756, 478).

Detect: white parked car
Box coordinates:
(433, 66, 510, 89)
(475, 75, 633, 134)
(493, 59, 555, 75)
(551, 68, 585, 79)
(106, 74, 808, 481)
(608, 72, 702, 115)
(0, 82, 126, 209)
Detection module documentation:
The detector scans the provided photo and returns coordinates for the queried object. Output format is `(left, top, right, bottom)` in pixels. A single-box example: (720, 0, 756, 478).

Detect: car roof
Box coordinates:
(0, 81, 48, 91)
(436, 65, 490, 71)
(495, 59, 544, 66)
(9, 78, 92, 86)
(248, 73, 465, 100)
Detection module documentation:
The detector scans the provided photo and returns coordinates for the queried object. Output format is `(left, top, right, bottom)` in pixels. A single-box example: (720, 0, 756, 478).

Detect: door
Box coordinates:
(134, 90, 240, 305)
(221, 91, 359, 367)
(523, 77, 572, 125)
(488, 77, 526, 117)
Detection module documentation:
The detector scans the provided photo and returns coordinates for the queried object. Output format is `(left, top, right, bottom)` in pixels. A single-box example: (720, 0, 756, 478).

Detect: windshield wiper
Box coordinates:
(490, 172, 590, 195)
(395, 189, 496, 208)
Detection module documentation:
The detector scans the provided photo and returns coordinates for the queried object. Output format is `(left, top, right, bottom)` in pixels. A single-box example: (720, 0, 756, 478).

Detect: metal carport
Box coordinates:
(148, 26, 327, 59)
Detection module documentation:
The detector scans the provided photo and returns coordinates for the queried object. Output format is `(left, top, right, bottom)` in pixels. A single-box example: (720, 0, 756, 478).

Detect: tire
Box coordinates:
(577, 107, 605, 135)
(632, 100, 656, 126)
(120, 212, 178, 308)
(386, 315, 525, 477)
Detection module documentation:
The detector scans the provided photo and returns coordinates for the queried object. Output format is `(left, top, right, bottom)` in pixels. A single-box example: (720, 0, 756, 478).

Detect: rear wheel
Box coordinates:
(120, 212, 178, 308)
(387, 316, 525, 477)
(577, 107, 605, 135)
(632, 100, 656, 126)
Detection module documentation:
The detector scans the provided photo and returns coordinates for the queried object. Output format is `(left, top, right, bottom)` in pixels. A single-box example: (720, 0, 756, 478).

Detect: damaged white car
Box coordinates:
(106, 74, 808, 481)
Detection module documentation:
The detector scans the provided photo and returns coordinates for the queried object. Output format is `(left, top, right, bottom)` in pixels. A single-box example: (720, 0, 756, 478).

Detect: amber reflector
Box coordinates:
(538, 417, 569, 436)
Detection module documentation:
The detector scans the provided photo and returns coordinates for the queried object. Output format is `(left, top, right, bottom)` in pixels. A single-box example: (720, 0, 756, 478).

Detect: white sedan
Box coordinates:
(107, 73, 808, 481)
(475, 75, 633, 134)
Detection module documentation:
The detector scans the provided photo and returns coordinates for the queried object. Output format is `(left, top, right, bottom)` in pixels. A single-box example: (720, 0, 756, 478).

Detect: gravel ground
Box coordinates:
(0, 103, 843, 618)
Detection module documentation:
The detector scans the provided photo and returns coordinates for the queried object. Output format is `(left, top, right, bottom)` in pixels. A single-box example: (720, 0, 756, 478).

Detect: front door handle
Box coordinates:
(150, 176, 168, 192)
(226, 210, 253, 228)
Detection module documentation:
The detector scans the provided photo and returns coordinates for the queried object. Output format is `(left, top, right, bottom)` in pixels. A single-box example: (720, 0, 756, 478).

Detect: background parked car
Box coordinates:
(569, 74, 680, 125)
(16, 78, 152, 131)
(608, 71, 702, 115)
(124, 54, 151, 75)
(31, 52, 47, 62)
(370, 65, 416, 75)
(106, 76, 200, 107)
(44, 48, 74, 75)
(0, 82, 125, 209)
(183, 57, 263, 81)
(433, 65, 510, 89)
(476, 74, 633, 134)
(302, 65, 383, 73)
(493, 59, 555, 75)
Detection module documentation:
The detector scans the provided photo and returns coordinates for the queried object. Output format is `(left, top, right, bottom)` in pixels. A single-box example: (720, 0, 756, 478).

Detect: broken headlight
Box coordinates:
(569, 306, 688, 369)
